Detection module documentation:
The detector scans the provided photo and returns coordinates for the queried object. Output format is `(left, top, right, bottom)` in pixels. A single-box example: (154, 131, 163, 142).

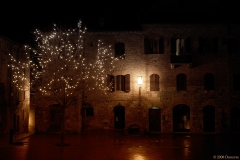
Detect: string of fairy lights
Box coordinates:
(8, 20, 121, 101)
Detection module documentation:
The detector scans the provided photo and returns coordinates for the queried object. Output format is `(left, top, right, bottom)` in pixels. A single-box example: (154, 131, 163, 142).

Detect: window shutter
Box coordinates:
(116, 75, 121, 91)
(120, 75, 125, 91)
(171, 38, 176, 54)
(124, 74, 130, 92)
(159, 38, 164, 54)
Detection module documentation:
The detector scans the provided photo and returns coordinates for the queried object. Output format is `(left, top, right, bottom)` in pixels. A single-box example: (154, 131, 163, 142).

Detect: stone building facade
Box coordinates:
(0, 35, 31, 134)
(34, 23, 240, 134)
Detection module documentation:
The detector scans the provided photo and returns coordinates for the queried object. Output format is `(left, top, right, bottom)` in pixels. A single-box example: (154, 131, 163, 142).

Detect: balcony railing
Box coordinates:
(170, 55, 192, 64)
(170, 55, 193, 69)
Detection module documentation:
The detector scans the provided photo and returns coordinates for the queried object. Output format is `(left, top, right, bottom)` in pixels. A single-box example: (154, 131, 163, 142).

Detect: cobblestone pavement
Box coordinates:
(0, 130, 240, 160)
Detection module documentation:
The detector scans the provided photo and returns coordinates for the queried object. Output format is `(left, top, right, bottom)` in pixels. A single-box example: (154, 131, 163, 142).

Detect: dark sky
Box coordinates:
(0, 1, 148, 45)
(1, 0, 239, 46)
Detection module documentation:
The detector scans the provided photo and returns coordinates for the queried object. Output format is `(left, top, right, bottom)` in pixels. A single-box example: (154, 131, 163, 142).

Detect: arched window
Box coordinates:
(204, 73, 214, 90)
(150, 74, 159, 91)
(177, 74, 186, 91)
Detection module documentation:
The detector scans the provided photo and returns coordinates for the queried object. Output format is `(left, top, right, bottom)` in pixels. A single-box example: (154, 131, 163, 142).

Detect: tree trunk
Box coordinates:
(59, 106, 65, 145)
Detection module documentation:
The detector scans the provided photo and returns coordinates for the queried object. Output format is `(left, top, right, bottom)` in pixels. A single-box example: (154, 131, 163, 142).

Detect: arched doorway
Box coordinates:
(231, 107, 240, 132)
(149, 106, 161, 132)
(203, 106, 215, 132)
(173, 104, 190, 132)
(114, 104, 125, 129)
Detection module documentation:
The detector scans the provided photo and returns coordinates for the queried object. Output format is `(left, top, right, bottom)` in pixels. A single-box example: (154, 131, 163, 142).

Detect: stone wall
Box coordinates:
(34, 24, 240, 133)
(0, 36, 30, 134)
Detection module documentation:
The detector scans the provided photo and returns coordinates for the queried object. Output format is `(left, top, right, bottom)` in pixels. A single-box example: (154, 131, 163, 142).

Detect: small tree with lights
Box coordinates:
(9, 20, 119, 145)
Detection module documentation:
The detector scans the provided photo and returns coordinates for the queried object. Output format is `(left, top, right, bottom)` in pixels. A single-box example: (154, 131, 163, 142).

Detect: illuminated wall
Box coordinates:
(0, 36, 30, 134)
(33, 24, 240, 133)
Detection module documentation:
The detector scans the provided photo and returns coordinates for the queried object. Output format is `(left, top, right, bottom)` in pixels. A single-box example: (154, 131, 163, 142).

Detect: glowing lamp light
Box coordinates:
(137, 76, 143, 85)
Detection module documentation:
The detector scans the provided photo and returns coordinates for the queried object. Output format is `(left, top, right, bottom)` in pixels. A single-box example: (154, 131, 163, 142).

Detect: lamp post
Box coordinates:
(137, 76, 142, 96)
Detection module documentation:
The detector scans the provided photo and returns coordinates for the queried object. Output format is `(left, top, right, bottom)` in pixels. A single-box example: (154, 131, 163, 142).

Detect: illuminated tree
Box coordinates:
(9, 20, 120, 145)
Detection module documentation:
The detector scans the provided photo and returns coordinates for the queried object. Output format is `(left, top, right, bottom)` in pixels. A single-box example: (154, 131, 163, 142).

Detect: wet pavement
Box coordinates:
(0, 130, 240, 160)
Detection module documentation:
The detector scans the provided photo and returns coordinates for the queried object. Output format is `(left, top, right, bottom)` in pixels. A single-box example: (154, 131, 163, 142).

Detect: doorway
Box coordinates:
(149, 106, 161, 132)
(114, 104, 125, 129)
(203, 106, 215, 132)
(173, 104, 190, 132)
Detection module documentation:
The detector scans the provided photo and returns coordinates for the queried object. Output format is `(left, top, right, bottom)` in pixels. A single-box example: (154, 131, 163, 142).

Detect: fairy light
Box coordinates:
(9, 20, 122, 108)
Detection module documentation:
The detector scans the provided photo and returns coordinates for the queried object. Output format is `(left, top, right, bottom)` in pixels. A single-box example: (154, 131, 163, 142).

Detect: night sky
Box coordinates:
(0, 1, 148, 45)
(0, 0, 239, 46)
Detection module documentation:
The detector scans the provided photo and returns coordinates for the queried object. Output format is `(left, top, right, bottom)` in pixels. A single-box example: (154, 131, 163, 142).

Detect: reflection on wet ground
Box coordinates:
(0, 130, 239, 160)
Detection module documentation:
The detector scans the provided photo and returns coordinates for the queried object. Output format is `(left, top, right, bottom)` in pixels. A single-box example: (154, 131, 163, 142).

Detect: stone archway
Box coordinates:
(173, 104, 190, 132)
(203, 105, 215, 132)
(114, 104, 125, 129)
(149, 106, 161, 132)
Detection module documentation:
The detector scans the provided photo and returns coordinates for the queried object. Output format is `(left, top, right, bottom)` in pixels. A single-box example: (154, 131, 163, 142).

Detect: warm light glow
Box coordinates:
(9, 20, 122, 108)
(133, 154, 146, 160)
(138, 76, 143, 85)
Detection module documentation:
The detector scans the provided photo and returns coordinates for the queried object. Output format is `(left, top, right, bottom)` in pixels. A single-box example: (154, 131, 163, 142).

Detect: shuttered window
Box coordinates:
(150, 74, 160, 91)
(125, 74, 130, 92)
(116, 74, 130, 92)
(199, 37, 218, 53)
(116, 75, 124, 91)
(144, 37, 164, 54)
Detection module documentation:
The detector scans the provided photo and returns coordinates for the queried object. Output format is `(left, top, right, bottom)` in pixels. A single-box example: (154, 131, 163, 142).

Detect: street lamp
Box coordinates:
(137, 76, 143, 85)
(137, 76, 142, 96)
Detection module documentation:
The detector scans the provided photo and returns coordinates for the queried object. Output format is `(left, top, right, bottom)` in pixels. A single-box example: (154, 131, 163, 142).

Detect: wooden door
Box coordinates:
(149, 107, 161, 132)
(114, 105, 125, 129)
